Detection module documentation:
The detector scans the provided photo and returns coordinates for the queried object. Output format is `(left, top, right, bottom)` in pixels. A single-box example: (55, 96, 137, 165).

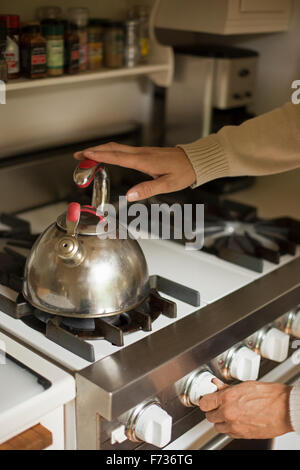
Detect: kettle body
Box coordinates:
(22, 159, 150, 318)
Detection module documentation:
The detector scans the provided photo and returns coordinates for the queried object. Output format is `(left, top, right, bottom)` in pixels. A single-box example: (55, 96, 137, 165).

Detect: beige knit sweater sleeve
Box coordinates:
(178, 102, 300, 187)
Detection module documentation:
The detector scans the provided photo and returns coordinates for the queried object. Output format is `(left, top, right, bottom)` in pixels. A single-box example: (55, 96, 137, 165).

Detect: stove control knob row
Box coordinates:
(247, 327, 290, 362)
(278, 307, 300, 338)
(177, 368, 218, 407)
(120, 399, 172, 448)
(290, 308, 300, 338)
(228, 346, 261, 381)
(211, 345, 261, 382)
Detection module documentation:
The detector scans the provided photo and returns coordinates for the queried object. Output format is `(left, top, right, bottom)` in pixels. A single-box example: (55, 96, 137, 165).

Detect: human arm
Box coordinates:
(74, 102, 300, 201)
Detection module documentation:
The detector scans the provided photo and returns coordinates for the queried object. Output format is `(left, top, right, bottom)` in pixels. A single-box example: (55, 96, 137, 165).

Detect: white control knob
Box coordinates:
(188, 371, 218, 405)
(135, 404, 172, 448)
(260, 328, 289, 362)
(229, 346, 261, 381)
(291, 311, 300, 338)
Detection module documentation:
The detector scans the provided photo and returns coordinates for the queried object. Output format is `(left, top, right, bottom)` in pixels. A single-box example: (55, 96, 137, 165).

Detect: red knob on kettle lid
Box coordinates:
(67, 202, 81, 223)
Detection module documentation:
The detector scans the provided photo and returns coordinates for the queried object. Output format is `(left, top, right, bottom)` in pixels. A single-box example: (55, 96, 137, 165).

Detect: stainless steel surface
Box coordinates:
(177, 366, 211, 407)
(73, 162, 110, 214)
(201, 434, 233, 451)
(75, 256, 300, 433)
(23, 222, 150, 317)
(122, 398, 161, 443)
(0, 123, 141, 213)
(0, 151, 75, 213)
(211, 344, 242, 381)
(23, 163, 150, 318)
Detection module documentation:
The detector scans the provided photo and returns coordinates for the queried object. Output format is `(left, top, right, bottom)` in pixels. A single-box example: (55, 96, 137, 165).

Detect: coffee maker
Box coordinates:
(165, 44, 259, 194)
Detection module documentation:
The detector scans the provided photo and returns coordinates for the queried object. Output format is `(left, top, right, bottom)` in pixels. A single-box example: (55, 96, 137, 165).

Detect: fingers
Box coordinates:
(206, 409, 225, 424)
(214, 423, 231, 435)
(75, 150, 149, 174)
(74, 142, 142, 161)
(126, 176, 172, 202)
(199, 390, 223, 413)
(212, 378, 228, 391)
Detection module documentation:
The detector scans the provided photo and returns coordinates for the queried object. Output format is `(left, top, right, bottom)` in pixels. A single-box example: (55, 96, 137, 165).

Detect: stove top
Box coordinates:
(203, 199, 300, 272)
(149, 191, 300, 273)
(0, 200, 298, 371)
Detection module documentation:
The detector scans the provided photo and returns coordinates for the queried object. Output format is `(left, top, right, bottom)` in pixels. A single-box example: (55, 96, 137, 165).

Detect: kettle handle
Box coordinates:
(66, 202, 81, 236)
(73, 159, 110, 213)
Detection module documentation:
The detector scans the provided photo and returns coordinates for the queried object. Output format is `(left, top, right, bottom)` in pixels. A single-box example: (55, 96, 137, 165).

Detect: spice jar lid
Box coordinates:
(23, 22, 41, 34)
(68, 7, 89, 27)
(0, 15, 20, 30)
(37, 6, 62, 21)
(43, 23, 64, 36)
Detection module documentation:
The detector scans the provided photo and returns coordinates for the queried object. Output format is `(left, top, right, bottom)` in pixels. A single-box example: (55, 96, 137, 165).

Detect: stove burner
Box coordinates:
(0, 211, 200, 362)
(18, 289, 178, 362)
(203, 200, 300, 272)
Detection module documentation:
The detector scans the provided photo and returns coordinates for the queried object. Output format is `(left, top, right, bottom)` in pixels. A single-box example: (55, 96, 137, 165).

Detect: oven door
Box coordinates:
(165, 350, 300, 451)
(0, 331, 76, 450)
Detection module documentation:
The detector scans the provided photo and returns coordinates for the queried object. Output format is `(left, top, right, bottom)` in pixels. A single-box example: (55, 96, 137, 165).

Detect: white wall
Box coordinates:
(0, 0, 154, 157)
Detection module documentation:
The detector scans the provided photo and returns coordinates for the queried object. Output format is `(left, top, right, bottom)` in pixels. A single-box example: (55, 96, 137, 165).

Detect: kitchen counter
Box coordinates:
(227, 168, 300, 219)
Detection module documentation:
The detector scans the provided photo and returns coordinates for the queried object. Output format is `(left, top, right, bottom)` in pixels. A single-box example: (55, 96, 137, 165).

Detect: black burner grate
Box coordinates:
(203, 200, 300, 272)
(0, 212, 202, 362)
(20, 289, 178, 362)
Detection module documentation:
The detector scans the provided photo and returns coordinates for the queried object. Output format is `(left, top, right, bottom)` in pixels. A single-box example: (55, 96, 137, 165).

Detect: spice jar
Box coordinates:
(128, 5, 150, 64)
(104, 21, 124, 68)
(87, 19, 104, 71)
(64, 22, 80, 74)
(20, 23, 47, 79)
(0, 15, 20, 79)
(43, 23, 64, 77)
(0, 20, 8, 83)
(68, 7, 89, 72)
(124, 20, 140, 68)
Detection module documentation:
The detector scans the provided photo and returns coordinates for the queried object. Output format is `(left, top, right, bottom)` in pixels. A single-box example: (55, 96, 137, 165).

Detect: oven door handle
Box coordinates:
(200, 433, 233, 450)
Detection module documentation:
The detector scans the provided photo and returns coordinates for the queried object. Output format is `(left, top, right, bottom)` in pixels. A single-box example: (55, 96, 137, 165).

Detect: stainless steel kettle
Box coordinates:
(23, 159, 150, 318)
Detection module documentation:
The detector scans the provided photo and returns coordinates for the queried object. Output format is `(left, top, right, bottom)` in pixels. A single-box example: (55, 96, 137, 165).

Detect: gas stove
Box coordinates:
(0, 141, 300, 451)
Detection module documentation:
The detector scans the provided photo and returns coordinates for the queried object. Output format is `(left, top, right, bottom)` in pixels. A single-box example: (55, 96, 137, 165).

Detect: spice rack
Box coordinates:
(6, 63, 172, 91)
(6, 0, 174, 93)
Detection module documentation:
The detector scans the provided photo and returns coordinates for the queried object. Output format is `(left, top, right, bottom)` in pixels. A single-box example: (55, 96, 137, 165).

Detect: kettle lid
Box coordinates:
(57, 205, 105, 235)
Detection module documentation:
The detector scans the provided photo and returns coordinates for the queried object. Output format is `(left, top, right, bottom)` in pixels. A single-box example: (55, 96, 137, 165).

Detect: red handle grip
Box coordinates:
(67, 202, 81, 223)
(78, 159, 99, 169)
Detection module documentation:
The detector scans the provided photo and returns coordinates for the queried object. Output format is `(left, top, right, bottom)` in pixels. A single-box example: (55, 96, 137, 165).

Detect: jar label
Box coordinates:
(47, 39, 64, 69)
(5, 37, 20, 75)
(65, 42, 80, 72)
(140, 38, 150, 57)
(80, 44, 88, 67)
(22, 46, 47, 75)
(88, 42, 103, 67)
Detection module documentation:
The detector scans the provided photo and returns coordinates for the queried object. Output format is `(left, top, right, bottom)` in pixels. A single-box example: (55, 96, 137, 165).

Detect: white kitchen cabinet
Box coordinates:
(155, 0, 293, 35)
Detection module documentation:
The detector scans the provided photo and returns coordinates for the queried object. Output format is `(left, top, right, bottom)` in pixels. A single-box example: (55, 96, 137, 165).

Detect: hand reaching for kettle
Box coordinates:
(74, 142, 196, 202)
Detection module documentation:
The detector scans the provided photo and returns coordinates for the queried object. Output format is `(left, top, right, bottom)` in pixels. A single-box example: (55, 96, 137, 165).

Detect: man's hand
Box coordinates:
(199, 381, 293, 439)
(74, 142, 196, 202)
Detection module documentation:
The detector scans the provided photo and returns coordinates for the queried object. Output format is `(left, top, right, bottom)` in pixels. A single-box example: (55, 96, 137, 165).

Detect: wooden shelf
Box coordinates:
(6, 63, 172, 92)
